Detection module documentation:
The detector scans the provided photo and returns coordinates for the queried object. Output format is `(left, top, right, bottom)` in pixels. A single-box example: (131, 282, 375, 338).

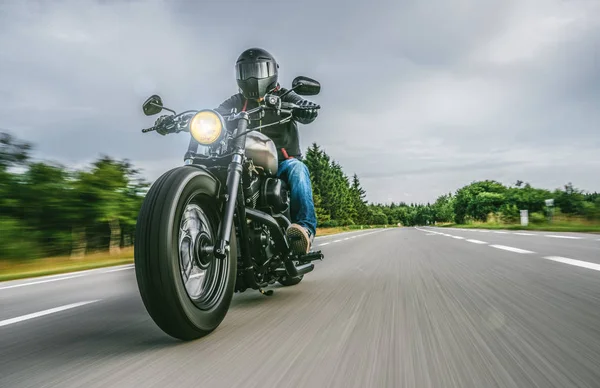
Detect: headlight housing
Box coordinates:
(189, 110, 224, 145)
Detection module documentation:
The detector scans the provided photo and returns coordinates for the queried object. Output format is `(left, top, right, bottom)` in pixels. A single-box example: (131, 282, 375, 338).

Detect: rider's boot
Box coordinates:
(286, 223, 314, 255)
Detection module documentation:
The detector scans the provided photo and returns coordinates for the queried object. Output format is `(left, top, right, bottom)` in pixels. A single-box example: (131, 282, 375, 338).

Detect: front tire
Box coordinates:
(134, 166, 237, 341)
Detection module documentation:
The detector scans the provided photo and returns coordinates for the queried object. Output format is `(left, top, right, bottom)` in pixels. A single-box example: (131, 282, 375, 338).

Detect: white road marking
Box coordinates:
(490, 245, 535, 254)
(0, 300, 100, 328)
(466, 239, 487, 244)
(545, 235, 583, 240)
(514, 232, 535, 236)
(451, 236, 465, 240)
(344, 237, 351, 240)
(478, 230, 491, 233)
(319, 242, 330, 246)
(542, 256, 600, 272)
(333, 239, 343, 243)
(103, 265, 135, 273)
(0, 274, 87, 291)
(494, 231, 509, 234)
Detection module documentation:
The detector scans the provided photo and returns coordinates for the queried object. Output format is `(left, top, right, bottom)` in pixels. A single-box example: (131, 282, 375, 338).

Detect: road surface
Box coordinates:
(1, 227, 600, 388)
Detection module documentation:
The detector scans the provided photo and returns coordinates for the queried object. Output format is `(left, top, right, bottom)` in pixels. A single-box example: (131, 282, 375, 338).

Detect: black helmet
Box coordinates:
(235, 48, 279, 100)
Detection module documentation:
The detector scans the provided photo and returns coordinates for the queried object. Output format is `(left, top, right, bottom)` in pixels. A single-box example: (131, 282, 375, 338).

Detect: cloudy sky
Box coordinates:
(1, 0, 599, 204)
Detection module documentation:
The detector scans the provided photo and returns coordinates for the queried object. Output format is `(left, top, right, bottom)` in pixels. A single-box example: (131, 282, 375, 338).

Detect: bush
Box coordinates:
(319, 220, 339, 228)
(0, 217, 42, 260)
(499, 204, 520, 223)
(530, 212, 546, 224)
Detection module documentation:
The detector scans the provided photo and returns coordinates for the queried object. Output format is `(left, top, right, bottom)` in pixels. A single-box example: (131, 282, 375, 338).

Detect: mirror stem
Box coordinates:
(277, 84, 300, 99)
(150, 102, 176, 114)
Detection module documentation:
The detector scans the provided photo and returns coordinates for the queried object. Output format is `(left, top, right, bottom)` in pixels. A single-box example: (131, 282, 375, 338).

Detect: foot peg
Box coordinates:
(297, 250, 324, 264)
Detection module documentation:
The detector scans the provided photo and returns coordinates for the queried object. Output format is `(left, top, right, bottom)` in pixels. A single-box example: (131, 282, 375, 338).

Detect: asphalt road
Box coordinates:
(1, 227, 600, 388)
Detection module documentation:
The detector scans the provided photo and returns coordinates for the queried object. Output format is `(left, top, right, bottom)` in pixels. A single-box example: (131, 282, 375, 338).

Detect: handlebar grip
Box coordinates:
(142, 127, 155, 133)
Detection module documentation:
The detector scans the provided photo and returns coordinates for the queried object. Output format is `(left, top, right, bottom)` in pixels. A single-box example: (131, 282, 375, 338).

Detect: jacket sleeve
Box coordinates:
(214, 94, 242, 132)
(281, 90, 319, 125)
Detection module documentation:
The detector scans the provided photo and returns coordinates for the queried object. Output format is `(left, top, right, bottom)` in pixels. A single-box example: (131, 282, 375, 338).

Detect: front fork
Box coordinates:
(213, 113, 249, 260)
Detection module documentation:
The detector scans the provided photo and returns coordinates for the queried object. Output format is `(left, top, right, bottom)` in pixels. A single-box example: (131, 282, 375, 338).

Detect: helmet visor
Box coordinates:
(236, 61, 277, 80)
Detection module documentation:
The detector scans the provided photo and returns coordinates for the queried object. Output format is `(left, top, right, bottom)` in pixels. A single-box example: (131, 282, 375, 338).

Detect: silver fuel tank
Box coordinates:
(244, 131, 279, 175)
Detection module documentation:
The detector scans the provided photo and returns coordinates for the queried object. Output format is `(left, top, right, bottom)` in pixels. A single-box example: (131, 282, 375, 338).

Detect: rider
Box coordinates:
(190, 48, 319, 255)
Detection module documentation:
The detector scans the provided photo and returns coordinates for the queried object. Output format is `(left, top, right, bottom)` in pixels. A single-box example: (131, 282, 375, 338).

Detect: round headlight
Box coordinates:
(189, 110, 223, 145)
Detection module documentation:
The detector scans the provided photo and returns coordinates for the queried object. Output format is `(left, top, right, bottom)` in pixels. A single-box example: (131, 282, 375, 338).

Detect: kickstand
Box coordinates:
(259, 288, 274, 296)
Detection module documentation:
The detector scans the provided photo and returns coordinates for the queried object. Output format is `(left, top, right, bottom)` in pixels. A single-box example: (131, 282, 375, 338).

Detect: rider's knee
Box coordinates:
(286, 159, 310, 181)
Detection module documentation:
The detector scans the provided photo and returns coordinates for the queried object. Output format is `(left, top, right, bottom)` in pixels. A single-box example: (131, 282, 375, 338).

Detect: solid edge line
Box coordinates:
(0, 300, 101, 328)
(0, 264, 136, 287)
(0, 274, 88, 291)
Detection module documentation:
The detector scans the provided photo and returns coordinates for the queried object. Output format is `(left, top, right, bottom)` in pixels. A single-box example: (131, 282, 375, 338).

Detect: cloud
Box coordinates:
(0, 0, 599, 205)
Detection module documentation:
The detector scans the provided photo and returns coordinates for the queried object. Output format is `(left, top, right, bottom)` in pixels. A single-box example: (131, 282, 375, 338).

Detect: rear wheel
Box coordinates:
(134, 166, 237, 341)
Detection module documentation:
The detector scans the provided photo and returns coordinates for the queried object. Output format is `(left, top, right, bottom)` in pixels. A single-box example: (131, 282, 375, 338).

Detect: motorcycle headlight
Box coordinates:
(189, 110, 224, 145)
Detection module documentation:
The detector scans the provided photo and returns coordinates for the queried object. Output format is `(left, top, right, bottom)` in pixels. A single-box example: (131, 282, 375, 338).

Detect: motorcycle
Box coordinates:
(134, 76, 324, 341)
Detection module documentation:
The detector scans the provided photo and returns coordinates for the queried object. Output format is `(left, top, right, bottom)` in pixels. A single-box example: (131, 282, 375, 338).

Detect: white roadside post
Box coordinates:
(520, 210, 529, 226)
(545, 199, 554, 223)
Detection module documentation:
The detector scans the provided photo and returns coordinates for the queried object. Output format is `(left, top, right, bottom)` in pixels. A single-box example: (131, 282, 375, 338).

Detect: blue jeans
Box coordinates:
(277, 158, 317, 237)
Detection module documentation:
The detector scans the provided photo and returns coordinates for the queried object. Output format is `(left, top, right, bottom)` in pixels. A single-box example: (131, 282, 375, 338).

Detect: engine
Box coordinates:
(242, 161, 290, 214)
(242, 161, 262, 208)
(260, 178, 290, 214)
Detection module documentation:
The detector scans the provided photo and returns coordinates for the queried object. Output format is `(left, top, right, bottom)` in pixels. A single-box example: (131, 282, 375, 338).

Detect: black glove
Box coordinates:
(155, 115, 175, 136)
(292, 100, 318, 122)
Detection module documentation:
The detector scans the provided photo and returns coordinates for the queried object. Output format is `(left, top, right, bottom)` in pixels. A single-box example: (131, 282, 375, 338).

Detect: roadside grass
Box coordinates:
(0, 247, 135, 282)
(439, 221, 600, 233)
(1, 225, 396, 282)
(315, 224, 392, 236)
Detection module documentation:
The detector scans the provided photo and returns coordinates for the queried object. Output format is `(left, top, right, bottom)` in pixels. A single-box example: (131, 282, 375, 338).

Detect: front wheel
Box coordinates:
(134, 166, 237, 341)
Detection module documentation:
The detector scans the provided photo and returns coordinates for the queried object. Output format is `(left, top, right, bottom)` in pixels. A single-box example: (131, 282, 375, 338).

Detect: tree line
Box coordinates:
(1, 133, 148, 260)
(1, 132, 598, 261)
(368, 180, 600, 227)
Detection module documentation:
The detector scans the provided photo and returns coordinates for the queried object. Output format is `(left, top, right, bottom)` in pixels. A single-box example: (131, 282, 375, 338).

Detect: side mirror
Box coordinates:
(142, 95, 164, 116)
(292, 76, 321, 96)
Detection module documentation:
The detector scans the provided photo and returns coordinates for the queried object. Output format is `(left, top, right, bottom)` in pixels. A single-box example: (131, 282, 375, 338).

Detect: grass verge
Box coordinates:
(0, 247, 134, 282)
(1, 226, 394, 282)
(439, 222, 600, 233)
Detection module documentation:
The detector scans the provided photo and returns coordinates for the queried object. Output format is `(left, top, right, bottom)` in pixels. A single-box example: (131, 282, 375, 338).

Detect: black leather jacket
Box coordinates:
(187, 87, 317, 162)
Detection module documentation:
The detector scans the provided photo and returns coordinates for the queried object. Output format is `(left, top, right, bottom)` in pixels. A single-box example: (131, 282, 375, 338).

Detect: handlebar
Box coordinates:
(141, 100, 320, 135)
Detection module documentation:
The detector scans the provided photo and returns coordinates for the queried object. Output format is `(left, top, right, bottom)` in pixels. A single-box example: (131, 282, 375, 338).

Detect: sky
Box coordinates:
(1, 0, 599, 204)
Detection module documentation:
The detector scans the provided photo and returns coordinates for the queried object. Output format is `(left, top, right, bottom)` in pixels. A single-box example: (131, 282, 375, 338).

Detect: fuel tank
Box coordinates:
(244, 131, 278, 175)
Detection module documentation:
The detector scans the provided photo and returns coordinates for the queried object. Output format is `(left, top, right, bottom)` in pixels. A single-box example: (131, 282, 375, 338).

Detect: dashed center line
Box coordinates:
(543, 256, 600, 272)
(417, 227, 600, 274)
(490, 245, 535, 254)
(466, 239, 487, 244)
(0, 300, 100, 328)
